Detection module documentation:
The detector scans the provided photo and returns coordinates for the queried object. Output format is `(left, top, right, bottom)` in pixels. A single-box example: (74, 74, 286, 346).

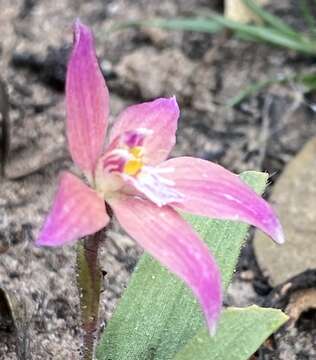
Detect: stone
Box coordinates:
(254, 137, 316, 286)
(224, 0, 270, 24)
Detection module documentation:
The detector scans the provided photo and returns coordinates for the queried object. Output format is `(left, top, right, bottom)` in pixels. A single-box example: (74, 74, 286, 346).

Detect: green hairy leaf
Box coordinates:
(174, 306, 288, 360)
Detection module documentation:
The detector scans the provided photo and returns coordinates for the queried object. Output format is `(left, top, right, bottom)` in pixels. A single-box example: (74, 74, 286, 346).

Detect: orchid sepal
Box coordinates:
(66, 20, 109, 176)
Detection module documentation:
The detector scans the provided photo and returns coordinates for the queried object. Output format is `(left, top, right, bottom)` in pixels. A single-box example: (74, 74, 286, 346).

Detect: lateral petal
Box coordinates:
(66, 20, 109, 176)
(36, 171, 108, 247)
(109, 97, 179, 165)
(110, 196, 222, 332)
(159, 157, 284, 244)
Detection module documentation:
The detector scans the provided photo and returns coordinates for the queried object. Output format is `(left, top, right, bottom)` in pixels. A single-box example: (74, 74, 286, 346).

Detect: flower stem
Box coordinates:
(76, 231, 103, 360)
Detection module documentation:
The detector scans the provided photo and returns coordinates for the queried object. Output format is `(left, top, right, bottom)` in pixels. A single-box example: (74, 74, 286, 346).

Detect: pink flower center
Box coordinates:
(94, 129, 151, 196)
(95, 128, 183, 206)
(102, 129, 151, 176)
(122, 146, 144, 176)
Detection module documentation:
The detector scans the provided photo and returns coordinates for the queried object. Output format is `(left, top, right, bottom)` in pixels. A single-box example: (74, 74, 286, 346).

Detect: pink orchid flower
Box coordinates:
(36, 20, 283, 333)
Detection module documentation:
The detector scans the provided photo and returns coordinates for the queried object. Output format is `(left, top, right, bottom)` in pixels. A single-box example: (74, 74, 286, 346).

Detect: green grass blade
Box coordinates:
(211, 15, 316, 55)
(96, 171, 269, 360)
(227, 78, 279, 107)
(110, 18, 223, 34)
(242, 0, 300, 38)
(173, 306, 288, 360)
(299, 0, 316, 34)
(142, 18, 223, 33)
(114, 14, 316, 55)
(298, 72, 316, 91)
(226, 75, 296, 107)
(227, 72, 316, 107)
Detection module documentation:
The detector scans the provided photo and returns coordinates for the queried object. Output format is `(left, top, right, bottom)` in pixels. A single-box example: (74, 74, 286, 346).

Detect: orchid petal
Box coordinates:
(159, 157, 284, 244)
(121, 166, 184, 207)
(36, 172, 108, 247)
(66, 20, 109, 176)
(109, 97, 179, 165)
(110, 196, 222, 332)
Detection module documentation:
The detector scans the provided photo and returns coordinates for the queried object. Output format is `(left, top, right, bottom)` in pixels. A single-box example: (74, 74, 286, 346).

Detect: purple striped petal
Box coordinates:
(109, 97, 179, 165)
(159, 157, 284, 244)
(109, 195, 222, 333)
(66, 20, 109, 176)
(36, 172, 108, 247)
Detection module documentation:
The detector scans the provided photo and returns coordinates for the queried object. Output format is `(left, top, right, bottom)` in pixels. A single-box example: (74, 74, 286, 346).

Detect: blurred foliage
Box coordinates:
(115, 0, 316, 106)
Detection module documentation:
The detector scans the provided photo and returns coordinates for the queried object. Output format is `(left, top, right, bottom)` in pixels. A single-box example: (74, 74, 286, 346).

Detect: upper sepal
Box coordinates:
(66, 20, 109, 177)
(109, 97, 179, 165)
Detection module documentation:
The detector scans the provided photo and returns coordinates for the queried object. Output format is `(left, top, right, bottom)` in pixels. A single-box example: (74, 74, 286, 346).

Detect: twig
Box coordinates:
(257, 95, 272, 169)
(0, 78, 10, 177)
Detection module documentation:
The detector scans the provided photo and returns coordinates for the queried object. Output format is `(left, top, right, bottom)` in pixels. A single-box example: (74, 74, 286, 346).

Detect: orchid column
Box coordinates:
(36, 21, 283, 360)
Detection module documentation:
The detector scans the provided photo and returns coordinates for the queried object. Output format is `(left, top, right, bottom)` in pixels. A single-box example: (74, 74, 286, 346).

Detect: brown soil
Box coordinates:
(0, 0, 315, 359)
